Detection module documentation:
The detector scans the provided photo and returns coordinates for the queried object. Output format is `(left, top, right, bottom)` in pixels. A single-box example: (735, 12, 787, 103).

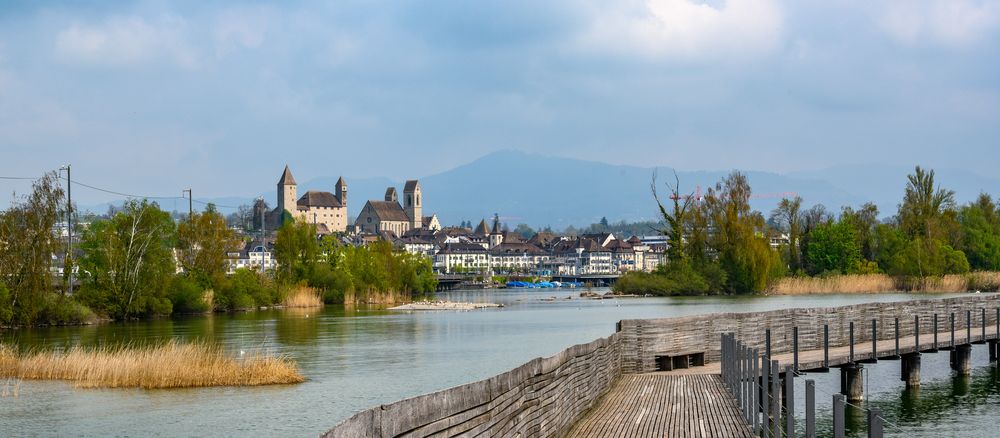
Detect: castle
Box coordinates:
(269, 165, 349, 234)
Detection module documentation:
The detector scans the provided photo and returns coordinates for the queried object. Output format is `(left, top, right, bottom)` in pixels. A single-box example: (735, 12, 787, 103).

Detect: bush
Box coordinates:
(615, 260, 717, 296)
(38, 294, 96, 325)
(215, 269, 272, 311)
(0, 283, 13, 325)
(167, 275, 210, 314)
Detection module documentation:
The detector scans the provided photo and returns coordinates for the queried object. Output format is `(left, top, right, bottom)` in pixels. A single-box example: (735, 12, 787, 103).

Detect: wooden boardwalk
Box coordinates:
(664, 323, 999, 376)
(567, 374, 754, 438)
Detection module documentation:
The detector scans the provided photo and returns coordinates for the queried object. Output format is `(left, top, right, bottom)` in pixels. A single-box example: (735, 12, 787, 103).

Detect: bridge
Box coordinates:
(550, 274, 621, 287)
(324, 294, 999, 438)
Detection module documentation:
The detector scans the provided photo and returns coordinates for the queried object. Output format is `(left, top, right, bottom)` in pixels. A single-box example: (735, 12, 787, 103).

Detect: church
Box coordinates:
(354, 179, 440, 236)
(269, 165, 349, 234)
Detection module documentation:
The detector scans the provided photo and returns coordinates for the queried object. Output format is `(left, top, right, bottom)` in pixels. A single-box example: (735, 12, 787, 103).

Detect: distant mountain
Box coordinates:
(79, 151, 1000, 229)
(302, 150, 864, 228)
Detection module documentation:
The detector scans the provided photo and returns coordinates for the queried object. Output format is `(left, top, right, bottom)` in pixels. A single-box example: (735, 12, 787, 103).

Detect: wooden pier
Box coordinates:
(325, 295, 1000, 438)
(567, 374, 754, 438)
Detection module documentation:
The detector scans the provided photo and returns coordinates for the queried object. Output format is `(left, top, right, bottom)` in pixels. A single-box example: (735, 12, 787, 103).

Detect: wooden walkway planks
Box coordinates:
(662, 323, 999, 376)
(567, 374, 754, 438)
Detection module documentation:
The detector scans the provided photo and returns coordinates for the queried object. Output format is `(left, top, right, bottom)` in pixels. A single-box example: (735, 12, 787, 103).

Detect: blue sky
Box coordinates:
(1, 0, 998, 206)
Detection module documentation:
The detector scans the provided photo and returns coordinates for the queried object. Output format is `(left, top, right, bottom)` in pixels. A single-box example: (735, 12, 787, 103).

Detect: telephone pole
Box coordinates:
(258, 197, 266, 274)
(59, 164, 73, 296)
(183, 189, 193, 219)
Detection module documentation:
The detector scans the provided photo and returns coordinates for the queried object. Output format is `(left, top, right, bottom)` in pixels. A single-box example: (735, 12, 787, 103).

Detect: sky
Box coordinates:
(1, 0, 998, 207)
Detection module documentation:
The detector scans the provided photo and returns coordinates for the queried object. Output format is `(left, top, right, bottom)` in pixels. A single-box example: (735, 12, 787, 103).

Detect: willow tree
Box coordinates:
(705, 171, 781, 293)
(0, 172, 65, 325)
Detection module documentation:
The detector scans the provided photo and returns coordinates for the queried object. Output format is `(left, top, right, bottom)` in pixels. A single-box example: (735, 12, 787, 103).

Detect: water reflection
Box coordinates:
(2, 290, 996, 437)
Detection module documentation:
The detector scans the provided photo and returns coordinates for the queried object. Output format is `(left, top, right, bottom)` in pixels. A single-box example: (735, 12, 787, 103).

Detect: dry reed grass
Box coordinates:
(283, 286, 323, 308)
(770, 272, 1000, 294)
(770, 274, 897, 295)
(0, 341, 304, 389)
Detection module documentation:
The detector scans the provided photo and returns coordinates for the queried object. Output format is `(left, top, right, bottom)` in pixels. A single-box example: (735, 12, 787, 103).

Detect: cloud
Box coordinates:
(879, 1, 1000, 48)
(579, 0, 783, 60)
(55, 15, 199, 68)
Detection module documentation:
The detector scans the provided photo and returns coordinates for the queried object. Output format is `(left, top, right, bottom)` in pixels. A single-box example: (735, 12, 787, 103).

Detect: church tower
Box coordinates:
(404, 180, 422, 230)
(335, 176, 347, 208)
(277, 165, 297, 219)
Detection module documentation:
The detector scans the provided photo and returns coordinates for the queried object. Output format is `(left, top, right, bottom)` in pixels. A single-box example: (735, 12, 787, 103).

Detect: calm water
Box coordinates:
(1, 290, 997, 437)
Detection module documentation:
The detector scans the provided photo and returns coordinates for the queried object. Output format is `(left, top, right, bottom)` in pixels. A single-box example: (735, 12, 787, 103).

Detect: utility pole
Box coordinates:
(59, 164, 73, 296)
(183, 189, 193, 220)
(258, 197, 265, 274)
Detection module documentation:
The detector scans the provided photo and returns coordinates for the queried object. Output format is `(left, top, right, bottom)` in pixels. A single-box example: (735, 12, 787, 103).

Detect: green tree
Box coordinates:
(273, 219, 319, 282)
(959, 194, 1000, 270)
(177, 209, 241, 286)
(652, 172, 693, 264)
(76, 200, 176, 319)
(705, 172, 781, 293)
(804, 220, 862, 275)
(900, 166, 955, 240)
(0, 172, 65, 325)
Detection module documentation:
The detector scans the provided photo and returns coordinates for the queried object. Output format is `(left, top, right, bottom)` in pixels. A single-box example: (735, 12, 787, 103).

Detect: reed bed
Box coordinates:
(770, 274, 897, 295)
(770, 272, 1000, 294)
(282, 286, 323, 308)
(0, 341, 304, 389)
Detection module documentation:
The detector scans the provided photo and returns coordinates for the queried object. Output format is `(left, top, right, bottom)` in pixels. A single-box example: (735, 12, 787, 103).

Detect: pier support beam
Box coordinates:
(900, 353, 921, 388)
(950, 344, 972, 375)
(840, 363, 864, 402)
(989, 340, 998, 362)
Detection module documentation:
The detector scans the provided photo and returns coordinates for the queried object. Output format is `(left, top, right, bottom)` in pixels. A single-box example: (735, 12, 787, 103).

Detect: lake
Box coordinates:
(1, 289, 998, 437)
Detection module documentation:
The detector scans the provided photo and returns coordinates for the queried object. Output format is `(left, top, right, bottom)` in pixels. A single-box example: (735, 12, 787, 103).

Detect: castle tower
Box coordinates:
(277, 165, 297, 218)
(403, 180, 422, 230)
(335, 176, 347, 208)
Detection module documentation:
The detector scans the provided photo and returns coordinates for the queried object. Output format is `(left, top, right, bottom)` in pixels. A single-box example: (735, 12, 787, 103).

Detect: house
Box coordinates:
(228, 240, 277, 273)
(435, 242, 490, 274)
(269, 165, 349, 234)
(489, 242, 549, 274)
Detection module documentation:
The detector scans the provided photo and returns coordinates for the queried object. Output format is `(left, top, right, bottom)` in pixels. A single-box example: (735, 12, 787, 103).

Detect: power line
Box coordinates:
(3, 173, 246, 210)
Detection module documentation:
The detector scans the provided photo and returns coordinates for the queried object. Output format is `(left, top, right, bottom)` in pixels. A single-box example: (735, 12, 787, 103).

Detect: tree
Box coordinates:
(704, 172, 781, 293)
(599, 216, 610, 230)
(513, 224, 535, 239)
(652, 171, 693, 264)
(0, 172, 65, 325)
(769, 197, 802, 272)
(840, 203, 879, 262)
(273, 219, 319, 282)
(77, 200, 176, 319)
(900, 166, 955, 239)
(177, 210, 241, 286)
(958, 194, 1000, 270)
(804, 220, 862, 275)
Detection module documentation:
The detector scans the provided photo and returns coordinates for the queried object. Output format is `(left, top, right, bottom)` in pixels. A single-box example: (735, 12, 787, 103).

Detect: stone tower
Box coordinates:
(404, 180, 422, 230)
(277, 165, 297, 217)
(335, 176, 347, 209)
(489, 213, 503, 248)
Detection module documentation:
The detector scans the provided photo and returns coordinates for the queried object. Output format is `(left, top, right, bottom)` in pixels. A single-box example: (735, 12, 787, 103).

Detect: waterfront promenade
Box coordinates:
(324, 294, 1000, 438)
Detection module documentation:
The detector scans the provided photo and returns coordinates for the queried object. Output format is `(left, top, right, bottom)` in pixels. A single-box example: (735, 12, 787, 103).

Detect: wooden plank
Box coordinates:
(567, 374, 754, 438)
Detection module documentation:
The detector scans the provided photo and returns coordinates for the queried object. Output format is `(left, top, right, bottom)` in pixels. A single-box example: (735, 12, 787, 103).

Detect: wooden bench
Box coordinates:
(655, 352, 705, 371)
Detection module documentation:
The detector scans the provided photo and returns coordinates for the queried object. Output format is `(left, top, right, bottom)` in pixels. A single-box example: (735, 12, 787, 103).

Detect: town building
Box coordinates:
(354, 180, 439, 236)
(268, 166, 349, 234)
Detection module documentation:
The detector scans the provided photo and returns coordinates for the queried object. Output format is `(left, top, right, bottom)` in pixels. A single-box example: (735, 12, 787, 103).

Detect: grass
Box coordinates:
(769, 272, 1000, 294)
(769, 274, 897, 294)
(0, 340, 304, 389)
(282, 285, 323, 308)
